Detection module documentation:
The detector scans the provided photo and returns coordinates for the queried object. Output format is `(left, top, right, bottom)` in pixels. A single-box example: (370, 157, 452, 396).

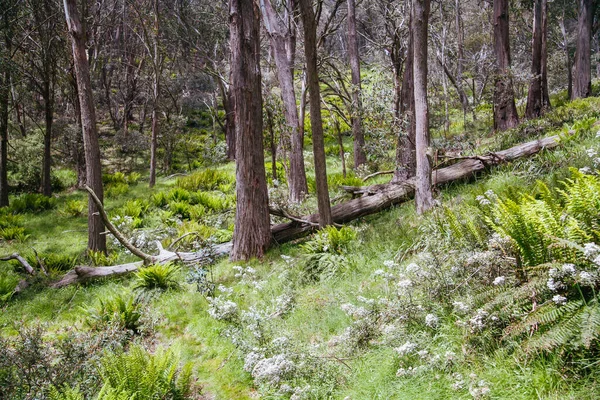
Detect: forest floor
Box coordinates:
(3, 92, 600, 399)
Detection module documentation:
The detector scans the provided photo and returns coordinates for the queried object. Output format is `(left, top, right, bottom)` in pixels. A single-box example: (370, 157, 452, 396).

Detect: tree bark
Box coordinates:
(572, 0, 593, 99)
(230, 0, 272, 260)
(63, 0, 106, 253)
(455, 0, 469, 125)
(149, 0, 160, 188)
(260, 0, 308, 202)
(347, 0, 366, 169)
(540, 0, 550, 110)
(525, 0, 543, 119)
(493, 0, 519, 131)
(0, 4, 12, 208)
(298, 0, 333, 227)
(412, 0, 434, 214)
(393, 16, 415, 183)
(41, 81, 54, 196)
(559, 14, 573, 100)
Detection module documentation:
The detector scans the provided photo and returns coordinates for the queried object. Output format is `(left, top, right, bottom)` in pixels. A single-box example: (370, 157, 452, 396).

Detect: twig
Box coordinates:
(362, 170, 394, 182)
(0, 253, 36, 275)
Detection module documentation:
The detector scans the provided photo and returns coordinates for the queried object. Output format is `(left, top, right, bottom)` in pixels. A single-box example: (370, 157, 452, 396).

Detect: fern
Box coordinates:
(134, 262, 181, 292)
(97, 345, 193, 400)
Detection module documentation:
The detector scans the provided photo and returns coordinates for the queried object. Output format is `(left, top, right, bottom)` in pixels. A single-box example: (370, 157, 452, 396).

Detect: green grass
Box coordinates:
(2, 95, 600, 398)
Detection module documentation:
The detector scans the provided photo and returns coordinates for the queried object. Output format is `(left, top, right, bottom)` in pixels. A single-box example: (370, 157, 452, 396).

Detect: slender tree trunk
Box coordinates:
(298, 0, 332, 227)
(413, 0, 434, 214)
(41, 86, 53, 196)
(540, 0, 550, 110)
(266, 105, 278, 180)
(230, 0, 271, 261)
(492, 0, 519, 131)
(149, 0, 160, 188)
(525, 0, 543, 119)
(393, 17, 415, 184)
(0, 44, 9, 208)
(336, 118, 346, 179)
(559, 15, 573, 100)
(63, 0, 106, 253)
(347, 0, 366, 169)
(455, 0, 469, 126)
(260, 0, 308, 202)
(572, 0, 593, 99)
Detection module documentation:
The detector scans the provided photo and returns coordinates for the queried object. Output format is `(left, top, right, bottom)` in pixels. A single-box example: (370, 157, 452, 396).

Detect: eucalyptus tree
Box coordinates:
(572, 0, 594, 99)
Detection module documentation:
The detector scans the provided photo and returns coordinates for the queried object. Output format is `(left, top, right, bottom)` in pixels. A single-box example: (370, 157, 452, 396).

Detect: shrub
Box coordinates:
(0, 226, 29, 242)
(0, 271, 20, 304)
(96, 345, 192, 400)
(151, 191, 169, 208)
(168, 187, 191, 202)
(176, 169, 233, 191)
(103, 172, 127, 185)
(87, 250, 120, 267)
(134, 263, 181, 292)
(126, 172, 142, 185)
(61, 199, 87, 218)
(11, 193, 56, 213)
(82, 294, 143, 333)
(105, 183, 129, 198)
(300, 226, 358, 282)
(0, 212, 22, 230)
(117, 199, 149, 220)
(51, 169, 78, 191)
(192, 191, 231, 212)
(169, 201, 192, 219)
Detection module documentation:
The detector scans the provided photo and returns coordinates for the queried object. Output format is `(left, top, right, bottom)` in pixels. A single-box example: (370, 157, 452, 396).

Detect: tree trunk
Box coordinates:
(572, 0, 593, 99)
(347, 0, 366, 169)
(229, 0, 271, 261)
(149, 0, 160, 188)
(492, 0, 519, 131)
(63, 0, 106, 253)
(266, 105, 278, 180)
(298, 0, 333, 227)
(559, 14, 573, 100)
(260, 0, 308, 202)
(455, 0, 469, 126)
(540, 0, 550, 110)
(525, 0, 543, 119)
(41, 78, 54, 196)
(393, 18, 415, 184)
(0, 5, 12, 208)
(412, 0, 434, 214)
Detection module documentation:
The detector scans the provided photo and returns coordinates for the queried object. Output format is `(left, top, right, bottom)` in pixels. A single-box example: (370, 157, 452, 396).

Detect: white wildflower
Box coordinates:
(383, 259, 398, 269)
(583, 242, 600, 258)
(492, 276, 506, 286)
(469, 309, 488, 331)
(587, 148, 598, 158)
(425, 313, 439, 328)
(476, 195, 491, 206)
(397, 279, 413, 291)
(552, 295, 568, 305)
(251, 354, 295, 385)
(580, 167, 592, 174)
(453, 301, 470, 313)
(579, 271, 595, 286)
(547, 277, 564, 292)
(562, 263, 576, 276)
(417, 349, 429, 359)
(243, 351, 264, 372)
(395, 341, 418, 356)
(207, 297, 239, 322)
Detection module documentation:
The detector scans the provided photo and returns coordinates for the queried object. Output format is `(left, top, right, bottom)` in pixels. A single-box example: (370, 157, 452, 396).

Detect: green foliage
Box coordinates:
(169, 201, 192, 219)
(27, 253, 78, 273)
(82, 294, 143, 333)
(105, 183, 129, 198)
(0, 271, 20, 304)
(134, 262, 181, 292)
(485, 171, 600, 266)
(300, 226, 358, 282)
(61, 199, 87, 218)
(103, 172, 128, 185)
(438, 206, 488, 249)
(191, 191, 232, 213)
(48, 385, 85, 400)
(126, 172, 142, 185)
(96, 345, 192, 400)
(117, 199, 149, 220)
(87, 251, 120, 267)
(327, 173, 363, 190)
(0, 226, 29, 242)
(168, 187, 191, 202)
(176, 168, 233, 191)
(51, 169, 78, 191)
(151, 191, 170, 208)
(11, 194, 56, 214)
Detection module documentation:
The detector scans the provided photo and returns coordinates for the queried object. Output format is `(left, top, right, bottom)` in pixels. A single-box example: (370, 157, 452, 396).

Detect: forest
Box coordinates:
(1, 0, 600, 398)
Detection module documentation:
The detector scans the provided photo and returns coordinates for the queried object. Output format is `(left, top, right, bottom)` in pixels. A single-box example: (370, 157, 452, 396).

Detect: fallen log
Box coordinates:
(52, 133, 562, 287)
(271, 134, 563, 243)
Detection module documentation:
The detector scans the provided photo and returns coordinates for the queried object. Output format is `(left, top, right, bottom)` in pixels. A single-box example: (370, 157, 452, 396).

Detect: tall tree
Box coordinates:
(148, 0, 163, 187)
(540, 0, 550, 110)
(525, 0, 545, 118)
(230, 0, 271, 261)
(412, 0, 434, 214)
(347, 0, 366, 168)
(0, 0, 15, 207)
(63, 0, 106, 253)
(260, 0, 308, 202)
(298, 0, 333, 227)
(393, 13, 415, 184)
(492, 0, 519, 131)
(572, 0, 594, 99)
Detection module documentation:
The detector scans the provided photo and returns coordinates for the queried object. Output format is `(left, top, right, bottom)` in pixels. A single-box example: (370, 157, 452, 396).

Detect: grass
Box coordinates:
(2, 95, 600, 398)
